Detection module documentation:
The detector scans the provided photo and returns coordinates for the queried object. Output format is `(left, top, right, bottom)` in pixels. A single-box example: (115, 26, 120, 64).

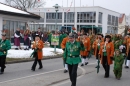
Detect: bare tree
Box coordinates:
(5, 0, 45, 11)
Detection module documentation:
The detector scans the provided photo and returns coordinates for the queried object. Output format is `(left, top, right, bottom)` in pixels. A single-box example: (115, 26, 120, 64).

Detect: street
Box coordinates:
(0, 57, 130, 86)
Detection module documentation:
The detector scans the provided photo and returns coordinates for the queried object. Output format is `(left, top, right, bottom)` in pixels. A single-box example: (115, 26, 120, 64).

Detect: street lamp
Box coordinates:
(53, 4, 60, 53)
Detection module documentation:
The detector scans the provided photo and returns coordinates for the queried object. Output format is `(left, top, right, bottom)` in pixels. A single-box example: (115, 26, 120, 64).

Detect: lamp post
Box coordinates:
(53, 4, 60, 53)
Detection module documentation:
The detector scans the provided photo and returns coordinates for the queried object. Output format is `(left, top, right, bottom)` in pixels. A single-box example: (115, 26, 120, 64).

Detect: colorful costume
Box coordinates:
(113, 54, 124, 79)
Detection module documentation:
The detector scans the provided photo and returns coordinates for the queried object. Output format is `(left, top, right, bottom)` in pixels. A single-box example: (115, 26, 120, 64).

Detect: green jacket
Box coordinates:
(0, 39, 11, 56)
(64, 41, 84, 65)
(113, 54, 124, 70)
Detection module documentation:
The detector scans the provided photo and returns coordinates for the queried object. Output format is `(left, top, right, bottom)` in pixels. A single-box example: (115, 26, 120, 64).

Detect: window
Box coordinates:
(98, 12, 102, 24)
(107, 15, 111, 25)
(77, 12, 96, 23)
(64, 12, 75, 23)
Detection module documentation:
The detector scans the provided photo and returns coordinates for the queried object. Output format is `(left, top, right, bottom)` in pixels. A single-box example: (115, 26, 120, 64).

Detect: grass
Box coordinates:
(6, 58, 33, 62)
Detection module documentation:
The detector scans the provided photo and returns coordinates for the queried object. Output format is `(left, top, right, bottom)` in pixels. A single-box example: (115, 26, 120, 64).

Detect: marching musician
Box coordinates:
(0, 32, 11, 74)
(64, 33, 84, 86)
(99, 35, 114, 78)
(80, 33, 90, 66)
(125, 33, 130, 68)
(93, 33, 104, 68)
(31, 34, 44, 71)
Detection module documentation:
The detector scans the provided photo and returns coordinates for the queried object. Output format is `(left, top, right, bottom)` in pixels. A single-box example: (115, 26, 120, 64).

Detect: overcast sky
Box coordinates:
(0, 0, 130, 15)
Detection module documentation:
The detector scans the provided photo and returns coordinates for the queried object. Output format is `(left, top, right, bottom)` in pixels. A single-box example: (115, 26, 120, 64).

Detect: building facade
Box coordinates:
(0, 3, 40, 43)
(28, 6, 120, 35)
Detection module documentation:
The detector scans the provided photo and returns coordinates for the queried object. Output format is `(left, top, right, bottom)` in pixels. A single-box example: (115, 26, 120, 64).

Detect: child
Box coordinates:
(113, 49, 124, 80)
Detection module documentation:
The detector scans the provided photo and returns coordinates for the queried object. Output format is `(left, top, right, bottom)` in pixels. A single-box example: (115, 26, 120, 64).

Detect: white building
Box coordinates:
(0, 3, 40, 43)
(28, 6, 120, 35)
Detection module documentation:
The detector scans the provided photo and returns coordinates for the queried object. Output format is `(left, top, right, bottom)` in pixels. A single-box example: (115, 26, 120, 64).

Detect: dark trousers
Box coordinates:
(68, 64, 78, 86)
(102, 56, 110, 77)
(96, 49, 99, 60)
(0, 55, 6, 73)
(32, 56, 43, 70)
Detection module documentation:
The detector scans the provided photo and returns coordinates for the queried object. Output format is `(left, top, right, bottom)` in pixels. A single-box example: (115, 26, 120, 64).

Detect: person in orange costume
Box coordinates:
(61, 34, 69, 73)
(31, 34, 44, 71)
(125, 33, 130, 68)
(79, 33, 90, 66)
(92, 33, 104, 68)
(99, 35, 114, 78)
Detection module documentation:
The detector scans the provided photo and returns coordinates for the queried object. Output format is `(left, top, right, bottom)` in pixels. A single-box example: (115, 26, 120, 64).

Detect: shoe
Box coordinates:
(64, 70, 68, 73)
(31, 69, 35, 71)
(24, 49, 27, 50)
(125, 66, 129, 68)
(81, 64, 84, 66)
(38, 67, 43, 69)
(85, 62, 88, 65)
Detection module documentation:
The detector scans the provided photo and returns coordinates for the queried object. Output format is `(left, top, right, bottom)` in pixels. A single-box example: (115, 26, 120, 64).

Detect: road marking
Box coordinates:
(0, 68, 64, 84)
(0, 62, 96, 85)
(51, 62, 96, 86)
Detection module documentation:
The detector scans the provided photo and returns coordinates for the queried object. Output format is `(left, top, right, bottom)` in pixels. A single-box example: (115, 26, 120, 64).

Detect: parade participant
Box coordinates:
(14, 28, 22, 50)
(80, 33, 90, 66)
(61, 32, 69, 73)
(114, 34, 123, 50)
(64, 33, 84, 86)
(31, 34, 44, 71)
(0, 32, 11, 74)
(23, 29, 31, 50)
(112, 49, 124, 80)
(99, 35, 114, 78)
(93, 33, 104, 68)
(125, 33, 130, 68)
(35, 28, 44, 41)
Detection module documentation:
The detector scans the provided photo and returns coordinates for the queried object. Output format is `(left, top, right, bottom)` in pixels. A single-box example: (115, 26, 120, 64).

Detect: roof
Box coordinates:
(0, 2, 40, 19)
(119, 14, 125, 23)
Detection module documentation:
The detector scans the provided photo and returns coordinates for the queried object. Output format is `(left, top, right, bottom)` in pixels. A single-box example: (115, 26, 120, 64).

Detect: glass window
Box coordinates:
(3, 20, 10, 39)
(107, 15, 111, 25)
(98, 12, 102, 24)
(10, 21, 14, 38)
(64, 12, 75, 23)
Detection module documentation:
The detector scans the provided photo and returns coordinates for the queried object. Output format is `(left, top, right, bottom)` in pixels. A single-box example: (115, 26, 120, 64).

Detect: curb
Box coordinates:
(6, 55, 63, 64)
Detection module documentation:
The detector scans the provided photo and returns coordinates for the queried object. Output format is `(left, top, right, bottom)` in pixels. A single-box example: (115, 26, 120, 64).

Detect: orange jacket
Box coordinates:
(61, 37, 69, 49)
(99, 42, 114, 65)
(79, 37, 90, 56)
(126, 38, 130, 56)
(92, 38, 104, 56)
(32, 40, 44, 60)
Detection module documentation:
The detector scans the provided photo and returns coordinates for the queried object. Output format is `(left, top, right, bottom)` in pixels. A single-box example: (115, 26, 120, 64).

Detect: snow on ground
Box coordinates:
(7, 48, 63, 58)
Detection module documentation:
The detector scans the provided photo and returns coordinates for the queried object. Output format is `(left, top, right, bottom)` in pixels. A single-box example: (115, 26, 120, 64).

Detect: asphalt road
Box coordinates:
(0, 57, 130, 86)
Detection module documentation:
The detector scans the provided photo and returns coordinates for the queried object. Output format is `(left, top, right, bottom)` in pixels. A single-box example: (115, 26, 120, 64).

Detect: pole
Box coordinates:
(66, 0, 68, 31)
(79, 0, 81, 31)
(54, 10, 58, 53)
(74, 0, 75, 29)
(92, 0, 94, 35)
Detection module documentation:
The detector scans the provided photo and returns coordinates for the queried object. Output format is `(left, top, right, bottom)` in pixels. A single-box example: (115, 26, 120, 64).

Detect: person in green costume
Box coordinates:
(112, 49, 124, 80)
(64, 33, 84, 86)
(0, 32, 11, 74)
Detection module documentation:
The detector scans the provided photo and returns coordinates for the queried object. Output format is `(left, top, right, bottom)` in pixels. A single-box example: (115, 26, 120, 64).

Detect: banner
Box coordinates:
(51, 34, 59, 45)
